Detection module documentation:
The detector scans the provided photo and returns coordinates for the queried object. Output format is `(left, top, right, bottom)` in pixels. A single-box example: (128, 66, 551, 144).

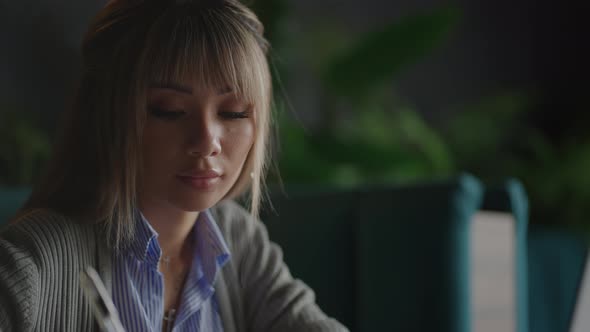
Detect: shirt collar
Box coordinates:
(126, 209, 231, 277)
(194, 209, 231, 285)
(128, 211, 161, 265)
(173, 210, 231, 326)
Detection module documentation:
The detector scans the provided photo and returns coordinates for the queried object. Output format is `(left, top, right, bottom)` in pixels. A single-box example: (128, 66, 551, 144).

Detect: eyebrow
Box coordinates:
(149, 82, 234, 96)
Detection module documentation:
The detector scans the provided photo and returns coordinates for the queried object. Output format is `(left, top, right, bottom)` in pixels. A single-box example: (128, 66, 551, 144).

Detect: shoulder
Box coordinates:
(208, 202, 349, 331)
(1, 209, 97, 255)
(210, 200, 254, 231)
(0, 209, 98, 271)
(209, 200, 267, 252)
(0, 209, 99, 330)
(0, 209, 74, 330)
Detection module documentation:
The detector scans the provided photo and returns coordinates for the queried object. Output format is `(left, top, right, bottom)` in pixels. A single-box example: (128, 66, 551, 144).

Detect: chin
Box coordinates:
(169, 191, 225, 212)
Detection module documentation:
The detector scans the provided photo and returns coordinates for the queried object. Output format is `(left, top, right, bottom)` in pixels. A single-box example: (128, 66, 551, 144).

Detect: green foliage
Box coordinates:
(276, 103, 453, 188)
(444, 92, 531, 178)
(322, 7, 460, 100)
(0, 110, 51, 187)
(521, 139, 590, 227)
(269, 6, 460, 187)
(259, 1, 589, 228)
(443, 92, 590, 227)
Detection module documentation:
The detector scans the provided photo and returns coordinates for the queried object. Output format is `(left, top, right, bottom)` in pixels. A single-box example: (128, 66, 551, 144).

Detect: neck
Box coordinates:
(139, 200, 199, 260)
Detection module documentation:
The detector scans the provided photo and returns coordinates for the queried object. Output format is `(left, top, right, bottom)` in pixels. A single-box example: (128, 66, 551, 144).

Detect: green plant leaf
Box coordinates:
(322, 6, 460, 99)
(0, 110, 51, 186)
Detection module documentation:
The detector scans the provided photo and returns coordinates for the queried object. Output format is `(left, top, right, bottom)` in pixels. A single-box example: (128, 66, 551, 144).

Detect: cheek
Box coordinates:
(141, 123, 182, 173)
(223, 122, 255, 161)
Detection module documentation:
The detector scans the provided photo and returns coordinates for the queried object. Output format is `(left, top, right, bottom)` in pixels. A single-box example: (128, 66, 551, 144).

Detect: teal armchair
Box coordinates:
(261, 174, 484, 331)
(527, 227, 588, 332)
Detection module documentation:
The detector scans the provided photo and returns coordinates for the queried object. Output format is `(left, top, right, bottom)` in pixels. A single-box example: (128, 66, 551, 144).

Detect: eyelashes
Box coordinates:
(148, 107, 251, 121)
(219, 111, 251, 119)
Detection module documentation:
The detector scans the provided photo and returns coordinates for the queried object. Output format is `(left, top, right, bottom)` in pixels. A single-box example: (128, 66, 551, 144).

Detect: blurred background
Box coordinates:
(0, 0, 588, 331)
(1, 0, 587, 229)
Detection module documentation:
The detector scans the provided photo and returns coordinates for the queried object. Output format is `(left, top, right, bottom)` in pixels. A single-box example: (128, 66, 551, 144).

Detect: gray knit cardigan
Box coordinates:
(0, 200, 348, 332)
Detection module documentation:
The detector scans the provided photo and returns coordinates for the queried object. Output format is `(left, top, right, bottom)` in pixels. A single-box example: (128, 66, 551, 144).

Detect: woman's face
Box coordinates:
(138, 81, 255, 213)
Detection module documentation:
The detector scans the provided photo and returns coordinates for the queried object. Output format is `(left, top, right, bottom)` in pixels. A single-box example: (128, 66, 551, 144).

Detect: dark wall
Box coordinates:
(0, 0, 586, 140)
(0, 1, 104, 133)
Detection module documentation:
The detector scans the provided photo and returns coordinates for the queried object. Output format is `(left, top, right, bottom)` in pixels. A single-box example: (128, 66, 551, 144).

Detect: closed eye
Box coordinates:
(148, 107, 186, 120)
(219, 111, 251, 119)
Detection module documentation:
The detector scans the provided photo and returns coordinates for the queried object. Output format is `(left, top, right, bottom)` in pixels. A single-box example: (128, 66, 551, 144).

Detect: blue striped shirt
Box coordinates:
(112, 210, 230, 331)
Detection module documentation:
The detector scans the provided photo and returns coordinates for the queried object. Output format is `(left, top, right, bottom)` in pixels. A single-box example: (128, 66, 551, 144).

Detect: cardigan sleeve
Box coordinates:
(0, 210, 100, 332)
(0, 227, 40, 332)
(215, 201, 349, 332)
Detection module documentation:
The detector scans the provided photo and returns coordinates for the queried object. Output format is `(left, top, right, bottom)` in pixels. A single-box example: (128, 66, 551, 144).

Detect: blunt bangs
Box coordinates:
(139, 6, 268, 108)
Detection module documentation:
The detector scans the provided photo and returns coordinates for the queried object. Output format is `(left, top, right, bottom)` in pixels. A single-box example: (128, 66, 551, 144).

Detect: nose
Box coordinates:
(186, 118, 221, 158)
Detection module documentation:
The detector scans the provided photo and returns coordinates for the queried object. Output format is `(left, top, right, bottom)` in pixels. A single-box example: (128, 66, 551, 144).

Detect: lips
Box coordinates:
(176, 169, 222, 190)
(178, 169, 221, 178)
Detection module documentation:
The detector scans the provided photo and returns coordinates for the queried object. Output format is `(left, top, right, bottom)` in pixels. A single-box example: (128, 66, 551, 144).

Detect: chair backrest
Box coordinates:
(261, 188, 359, 329)
(261, 174, 484, 332)
(527, 227, 588, 332)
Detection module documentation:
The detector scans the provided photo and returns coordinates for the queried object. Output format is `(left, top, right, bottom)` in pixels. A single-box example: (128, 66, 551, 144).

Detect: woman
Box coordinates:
(0, 0, 348, 331)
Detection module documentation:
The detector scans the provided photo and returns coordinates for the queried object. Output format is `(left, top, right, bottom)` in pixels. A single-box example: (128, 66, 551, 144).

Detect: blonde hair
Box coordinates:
(22, 0, 273, 249)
